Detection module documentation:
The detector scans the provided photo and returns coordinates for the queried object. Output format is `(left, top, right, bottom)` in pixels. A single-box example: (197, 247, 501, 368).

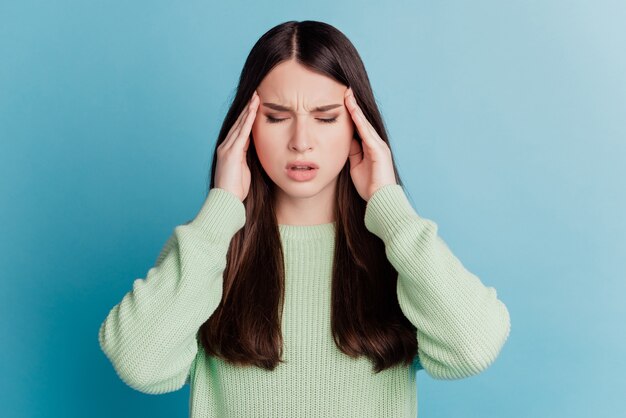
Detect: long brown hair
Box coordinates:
(198, 20, 418, 373)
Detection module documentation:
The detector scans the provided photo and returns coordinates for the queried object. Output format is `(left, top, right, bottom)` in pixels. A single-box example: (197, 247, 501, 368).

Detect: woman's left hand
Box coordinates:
(344, 87, 397, 202)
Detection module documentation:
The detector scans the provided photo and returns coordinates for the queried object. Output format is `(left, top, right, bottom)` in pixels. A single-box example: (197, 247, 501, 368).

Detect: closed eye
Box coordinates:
(266, 116, 338, 124)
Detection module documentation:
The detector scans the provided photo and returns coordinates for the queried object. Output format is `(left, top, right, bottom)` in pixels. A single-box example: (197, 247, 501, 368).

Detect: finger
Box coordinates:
(240, 99, 258, 153)
(344, 89, 372, 144)
(224, 102, 250, 144)
(227, 91, 257, 145)
(222, 90, 256, 146)
(233, 93, 259, 149)
(222, 91, 258, 150)
(344, 88, 385, 151)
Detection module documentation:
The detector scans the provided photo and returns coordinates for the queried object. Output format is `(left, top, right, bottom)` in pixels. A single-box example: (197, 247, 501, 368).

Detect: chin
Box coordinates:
(276, 182, 321, 198)
(277, 175, 340, 199)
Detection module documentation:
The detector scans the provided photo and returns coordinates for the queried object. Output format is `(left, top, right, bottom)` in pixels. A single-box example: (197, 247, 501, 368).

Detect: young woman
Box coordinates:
(98, 20, 511, 418)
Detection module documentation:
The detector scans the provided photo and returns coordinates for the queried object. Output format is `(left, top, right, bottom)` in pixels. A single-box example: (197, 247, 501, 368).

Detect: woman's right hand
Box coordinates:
(215, 90, 259, 202)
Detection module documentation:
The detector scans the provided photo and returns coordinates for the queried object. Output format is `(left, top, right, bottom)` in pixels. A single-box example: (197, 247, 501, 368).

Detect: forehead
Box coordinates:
(257, 60, 345, 102)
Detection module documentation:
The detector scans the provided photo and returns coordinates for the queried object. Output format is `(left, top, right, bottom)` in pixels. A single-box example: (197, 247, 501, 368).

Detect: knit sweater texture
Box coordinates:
(98, 184, 511, 417)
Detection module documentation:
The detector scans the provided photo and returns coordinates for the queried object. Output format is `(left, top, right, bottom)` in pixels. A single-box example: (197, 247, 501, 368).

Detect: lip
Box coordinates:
(285, 160, 319, 169)
(285, 165, 318, 182)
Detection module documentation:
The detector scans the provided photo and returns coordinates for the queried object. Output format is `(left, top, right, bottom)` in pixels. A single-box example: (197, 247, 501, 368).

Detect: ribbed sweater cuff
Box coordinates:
(188, 187, 246, 240)
(364, 184, 431, 241)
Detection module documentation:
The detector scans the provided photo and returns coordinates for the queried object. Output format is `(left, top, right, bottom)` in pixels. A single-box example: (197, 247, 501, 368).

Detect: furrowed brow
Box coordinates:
(262, 103, 342, 112)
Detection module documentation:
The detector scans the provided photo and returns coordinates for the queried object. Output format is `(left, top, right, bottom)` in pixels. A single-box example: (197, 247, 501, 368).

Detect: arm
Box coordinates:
(364, 184, 511, 380)
(98, 188, 245, 394)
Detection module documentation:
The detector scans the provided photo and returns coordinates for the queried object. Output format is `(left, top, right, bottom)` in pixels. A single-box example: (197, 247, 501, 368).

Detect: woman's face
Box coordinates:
(251, 59, 354, 202)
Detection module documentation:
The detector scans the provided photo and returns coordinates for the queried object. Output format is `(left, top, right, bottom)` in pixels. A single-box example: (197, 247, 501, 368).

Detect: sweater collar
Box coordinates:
(278, 221, 336, 241)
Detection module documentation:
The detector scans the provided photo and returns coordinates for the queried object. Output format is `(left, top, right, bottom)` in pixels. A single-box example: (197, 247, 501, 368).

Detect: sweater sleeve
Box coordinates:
(363, 184, 511, 380)
(98, 187, 246, 394)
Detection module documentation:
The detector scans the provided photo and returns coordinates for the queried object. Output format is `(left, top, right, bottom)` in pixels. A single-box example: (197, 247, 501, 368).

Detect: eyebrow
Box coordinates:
(262, 102, 342, 112)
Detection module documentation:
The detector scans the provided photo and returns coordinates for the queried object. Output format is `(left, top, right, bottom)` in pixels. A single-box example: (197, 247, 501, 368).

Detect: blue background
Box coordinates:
(1, 1, 624, 417)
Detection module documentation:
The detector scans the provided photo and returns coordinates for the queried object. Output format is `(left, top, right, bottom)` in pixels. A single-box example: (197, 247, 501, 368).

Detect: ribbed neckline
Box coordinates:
(278, 221, 336, 241)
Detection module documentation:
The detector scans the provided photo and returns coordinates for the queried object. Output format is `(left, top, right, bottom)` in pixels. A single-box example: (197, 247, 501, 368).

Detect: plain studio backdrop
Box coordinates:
(1, 1, 624, 417)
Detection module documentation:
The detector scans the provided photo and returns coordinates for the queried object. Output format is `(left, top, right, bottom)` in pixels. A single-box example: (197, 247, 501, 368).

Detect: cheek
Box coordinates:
(251, 123, 274, 167)
(251, 121, 266, 152)
(323, 127, 353, 168)
(333, 122, 354, 154)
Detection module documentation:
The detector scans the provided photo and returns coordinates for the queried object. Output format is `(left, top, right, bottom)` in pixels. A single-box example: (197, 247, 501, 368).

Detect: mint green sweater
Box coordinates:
(98, 184, 511, 417)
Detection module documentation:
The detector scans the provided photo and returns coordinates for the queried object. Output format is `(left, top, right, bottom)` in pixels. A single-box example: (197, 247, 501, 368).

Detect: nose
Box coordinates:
(289, 118, 312, 152)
